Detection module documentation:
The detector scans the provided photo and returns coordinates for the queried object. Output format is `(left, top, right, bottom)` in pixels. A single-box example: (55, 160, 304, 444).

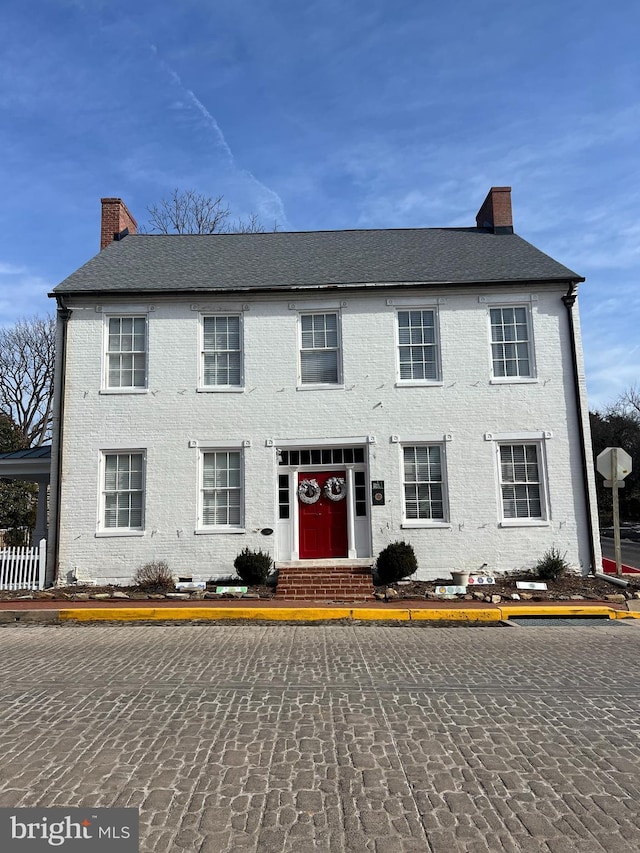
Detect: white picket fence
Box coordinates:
(0, 538, 46, 591)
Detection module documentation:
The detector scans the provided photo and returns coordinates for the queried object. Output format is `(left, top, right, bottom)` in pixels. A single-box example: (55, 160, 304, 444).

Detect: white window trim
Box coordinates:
(297, 310, 343, 389)
(96, 449, 146, 536)
(198, 312, 245, 392)
(399, 442, 451, 529)
(493, 438, 550, 527)
(395, 307, 443, 386)
(195, 446, 245, 534)
(487, 304, 537, 383)
(101, 313, 148, 392)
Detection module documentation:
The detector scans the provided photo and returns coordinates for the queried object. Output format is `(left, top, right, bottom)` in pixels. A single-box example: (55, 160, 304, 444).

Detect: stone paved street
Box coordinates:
(1, 623, 640, 852)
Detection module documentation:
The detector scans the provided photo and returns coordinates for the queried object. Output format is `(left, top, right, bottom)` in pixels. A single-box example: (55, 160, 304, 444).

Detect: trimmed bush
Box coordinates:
(133, 560, 174, 591)
(234, 548, 273, 585)
(375, 541, 418, 584)
(533, 546, 570, 582)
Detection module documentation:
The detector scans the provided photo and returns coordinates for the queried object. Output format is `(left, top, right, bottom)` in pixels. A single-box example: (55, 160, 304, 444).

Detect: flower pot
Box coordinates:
(451, 571, 470, 587)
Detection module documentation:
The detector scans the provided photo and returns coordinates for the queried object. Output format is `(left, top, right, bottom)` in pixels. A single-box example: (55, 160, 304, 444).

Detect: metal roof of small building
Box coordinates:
(0, 446, 52, 460)
(51, 228, 583, 296)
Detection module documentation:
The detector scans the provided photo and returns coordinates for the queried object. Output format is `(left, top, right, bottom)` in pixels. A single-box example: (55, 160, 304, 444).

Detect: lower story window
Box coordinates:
(201, 450, 242, 527)
(403, 445, 445, 521)
(102, 452, 144, 530)
(499, 443, 544, 519)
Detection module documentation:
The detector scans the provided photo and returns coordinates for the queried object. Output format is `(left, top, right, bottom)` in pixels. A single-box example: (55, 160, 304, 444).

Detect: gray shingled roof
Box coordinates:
(52, 228, 583, 295)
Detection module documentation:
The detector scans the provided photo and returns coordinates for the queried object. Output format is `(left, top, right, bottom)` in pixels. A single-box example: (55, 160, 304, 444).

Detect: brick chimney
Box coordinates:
(475, 187, 513, 234)
(100, 198, 138, 250)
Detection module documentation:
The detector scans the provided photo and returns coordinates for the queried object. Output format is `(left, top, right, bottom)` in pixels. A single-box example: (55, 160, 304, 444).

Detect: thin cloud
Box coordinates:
(151, 46, 288, 227)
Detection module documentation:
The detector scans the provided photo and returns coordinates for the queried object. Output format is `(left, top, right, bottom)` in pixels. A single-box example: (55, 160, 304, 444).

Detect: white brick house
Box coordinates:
(48, 188, 600, 585)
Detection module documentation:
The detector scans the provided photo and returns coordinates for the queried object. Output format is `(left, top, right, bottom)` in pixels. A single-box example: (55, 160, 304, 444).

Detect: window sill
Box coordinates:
(197, 387, 244, 393)
(194, 528, 246, 535)
(489, 378, 537, 385)
(401, 521, 451, 529)
(499, 519, 549, 528)
(99, 388, 148, 395)
(395, 381, 443, 388)
(297, 384, 345, 391)
(95, 530, 145, 538)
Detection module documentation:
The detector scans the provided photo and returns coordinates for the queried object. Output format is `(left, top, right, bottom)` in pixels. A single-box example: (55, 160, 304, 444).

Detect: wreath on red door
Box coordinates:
(298, 479, 321, 504)
(324, 476, 347, 501)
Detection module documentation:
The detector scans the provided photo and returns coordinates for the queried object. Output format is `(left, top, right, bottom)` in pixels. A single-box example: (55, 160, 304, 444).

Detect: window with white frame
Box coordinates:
(201, 450, 243, 527)
(498, 443, 545, 520)
(403, 445, 446, 521)
(489, 306, 533, 378)
(106, 316, 147, 388)
(102, 452, 145, 530)
(397, 310, 440, 381)
(202, 315, 242, 387)
(300, 312, 340, 385)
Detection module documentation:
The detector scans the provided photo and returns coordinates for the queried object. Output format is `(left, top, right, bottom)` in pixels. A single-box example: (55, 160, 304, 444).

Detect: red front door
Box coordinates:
(298, 471, 348, 559)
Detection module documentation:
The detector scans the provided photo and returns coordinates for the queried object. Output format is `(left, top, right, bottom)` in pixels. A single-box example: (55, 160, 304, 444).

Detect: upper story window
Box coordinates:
(202, 315, 242, 388)
(489, 306, 534, 379)
(299, 312, 341, 386)
(498, 442, 545, 521)
(101, 451, 145, 531)
(397, 309, 440, 382)
(402, 444, 447, 523)
(106, 316, 147, 389)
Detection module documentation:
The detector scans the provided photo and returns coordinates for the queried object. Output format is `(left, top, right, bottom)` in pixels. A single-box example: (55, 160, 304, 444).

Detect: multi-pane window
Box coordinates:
(300, 313, 340, 384)
(490, 307, 533, 378)
(107, 317, 146, 388)
(403, 446, 445, 521)
(398, 310, 439, 381)
(202, 316, 242, 387)
(201, 451, 242, 527)
(103, 452, 144, 530)
(499, 443, 544, 519)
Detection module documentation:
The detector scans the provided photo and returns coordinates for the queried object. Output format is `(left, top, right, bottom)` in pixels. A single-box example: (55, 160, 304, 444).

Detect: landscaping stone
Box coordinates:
(111, 591, 130, 599)
(385, 588, 399, 599)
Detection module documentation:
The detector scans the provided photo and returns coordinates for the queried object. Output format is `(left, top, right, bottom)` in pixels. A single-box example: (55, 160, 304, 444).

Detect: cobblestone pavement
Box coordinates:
(1, 623, 640, 852)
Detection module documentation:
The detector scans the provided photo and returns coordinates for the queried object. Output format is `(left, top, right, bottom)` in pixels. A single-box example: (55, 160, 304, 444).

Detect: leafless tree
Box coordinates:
(618, 384, 640, 421)
(145, 188, 273, 235)
(0, 315, 55, 447)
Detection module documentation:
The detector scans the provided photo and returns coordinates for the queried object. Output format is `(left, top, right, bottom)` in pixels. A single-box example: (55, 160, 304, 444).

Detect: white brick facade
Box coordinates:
(52, 284, 600, 584)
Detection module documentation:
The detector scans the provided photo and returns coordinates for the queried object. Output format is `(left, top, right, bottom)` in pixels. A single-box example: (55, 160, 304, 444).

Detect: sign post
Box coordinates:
(597, 447, 633, 577)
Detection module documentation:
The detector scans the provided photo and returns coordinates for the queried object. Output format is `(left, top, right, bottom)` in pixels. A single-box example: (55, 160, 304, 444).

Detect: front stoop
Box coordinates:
(275, 564, 375, 602)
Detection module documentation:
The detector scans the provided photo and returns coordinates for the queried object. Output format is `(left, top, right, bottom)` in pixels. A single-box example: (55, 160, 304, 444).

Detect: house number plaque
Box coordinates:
(371, 481, 385, 506)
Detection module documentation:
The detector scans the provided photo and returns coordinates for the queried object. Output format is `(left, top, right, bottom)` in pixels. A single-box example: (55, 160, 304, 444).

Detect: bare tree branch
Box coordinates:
(618, 384, 640, 421)
(0, 315, 55, 447)
(144, 188, 275, 235)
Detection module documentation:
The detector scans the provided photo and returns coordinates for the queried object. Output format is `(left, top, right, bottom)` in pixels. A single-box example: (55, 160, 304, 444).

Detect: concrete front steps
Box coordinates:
(275, 562, 375, 602)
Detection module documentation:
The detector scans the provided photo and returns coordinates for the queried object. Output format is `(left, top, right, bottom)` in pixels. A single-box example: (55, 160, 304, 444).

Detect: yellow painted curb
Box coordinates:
(60, 606, 502, 623)
(409, 608, 498, 622)
(499, 605, 617, 619)
(61, 607, 354, 622)
(58, 604, 632, 624)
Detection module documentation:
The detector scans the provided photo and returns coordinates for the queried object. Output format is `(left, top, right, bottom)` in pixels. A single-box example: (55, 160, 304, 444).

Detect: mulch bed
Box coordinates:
(1, 573, 639, 602)
(378, 572, 640, 602)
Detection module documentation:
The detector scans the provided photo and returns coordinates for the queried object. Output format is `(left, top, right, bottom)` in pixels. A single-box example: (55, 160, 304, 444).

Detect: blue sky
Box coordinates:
(1, 0, 638, 410)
